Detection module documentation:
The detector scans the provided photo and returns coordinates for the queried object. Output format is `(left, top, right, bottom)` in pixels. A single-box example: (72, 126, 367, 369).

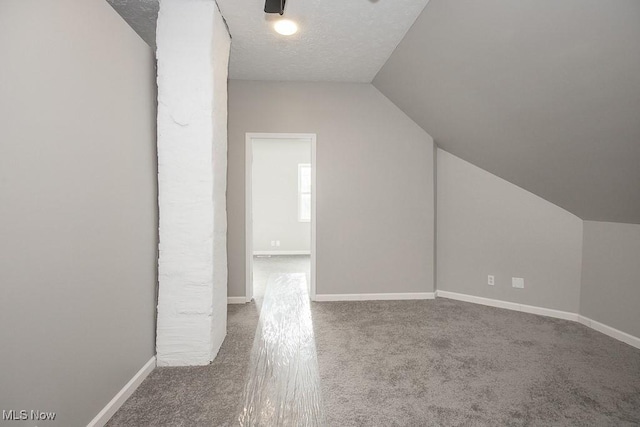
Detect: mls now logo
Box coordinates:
(3, 410, 56, 421)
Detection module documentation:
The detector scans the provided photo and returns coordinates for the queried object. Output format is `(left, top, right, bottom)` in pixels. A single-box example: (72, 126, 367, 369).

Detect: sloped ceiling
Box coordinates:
(106, 0, 158, 49)
(374, 0, 640, 224)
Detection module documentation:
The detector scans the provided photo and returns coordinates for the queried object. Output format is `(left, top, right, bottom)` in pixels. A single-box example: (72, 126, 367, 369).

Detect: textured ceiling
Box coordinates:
(107, 0, 429, 82)
(106, 0, 158, 48)
(217, 0, 430, 82)
(374, 0, 640, 224)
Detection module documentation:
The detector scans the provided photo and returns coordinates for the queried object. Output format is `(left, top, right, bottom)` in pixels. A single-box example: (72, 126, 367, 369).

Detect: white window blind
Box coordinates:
(298, 163, 311, 222)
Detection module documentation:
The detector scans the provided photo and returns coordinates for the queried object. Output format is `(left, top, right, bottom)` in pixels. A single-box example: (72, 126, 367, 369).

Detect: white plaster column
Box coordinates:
(155, 0, 230, 366)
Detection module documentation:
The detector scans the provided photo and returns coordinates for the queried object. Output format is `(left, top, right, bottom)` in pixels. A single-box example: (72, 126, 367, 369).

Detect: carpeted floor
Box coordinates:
(107, 258, 640, 426)
(313, 299, 640, 426)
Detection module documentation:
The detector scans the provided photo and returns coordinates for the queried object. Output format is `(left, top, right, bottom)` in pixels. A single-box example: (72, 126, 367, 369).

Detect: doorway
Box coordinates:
(245, 133, 317, 302)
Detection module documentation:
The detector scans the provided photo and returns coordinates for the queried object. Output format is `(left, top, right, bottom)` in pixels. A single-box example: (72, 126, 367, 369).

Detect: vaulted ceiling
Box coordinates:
(374, 0, 640, 224)
(108, 0, 640, 224)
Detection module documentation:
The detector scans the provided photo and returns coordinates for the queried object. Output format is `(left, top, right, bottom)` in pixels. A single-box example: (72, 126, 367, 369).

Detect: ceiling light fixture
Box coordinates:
(264, 0, 286, 15)
(274, 19, 298, 36)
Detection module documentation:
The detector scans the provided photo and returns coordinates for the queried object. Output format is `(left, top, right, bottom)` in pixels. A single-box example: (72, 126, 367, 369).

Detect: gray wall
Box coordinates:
(437, 149, 583, 312)
(0, 1, 157, 425)
(253, 139, 311, 253)
(374, 0, 640, 224)
(228, 81, 435, 297)
(580, 221, 640, 338)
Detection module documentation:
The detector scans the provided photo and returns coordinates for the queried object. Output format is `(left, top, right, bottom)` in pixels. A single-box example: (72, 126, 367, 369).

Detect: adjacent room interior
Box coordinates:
(1, 0, 639, 426)
(247, 134, 314, 304)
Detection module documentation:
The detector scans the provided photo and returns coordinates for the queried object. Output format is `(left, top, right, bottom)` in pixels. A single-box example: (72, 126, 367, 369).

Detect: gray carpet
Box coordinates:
(313, 299, 640, 426)
(107, 299, 640, 426)
(107, 258, 640, 426)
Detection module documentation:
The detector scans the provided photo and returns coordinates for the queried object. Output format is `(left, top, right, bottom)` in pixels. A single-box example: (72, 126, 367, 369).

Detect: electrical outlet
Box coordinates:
(276, 240, 280, 247)
(488, 275, 495, 286)
(270, 240, 275, 247)
(512, 277, 524, 289)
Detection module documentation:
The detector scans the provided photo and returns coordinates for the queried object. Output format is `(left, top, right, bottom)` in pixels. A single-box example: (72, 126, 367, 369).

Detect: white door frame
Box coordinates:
(245, 133, 317, 302)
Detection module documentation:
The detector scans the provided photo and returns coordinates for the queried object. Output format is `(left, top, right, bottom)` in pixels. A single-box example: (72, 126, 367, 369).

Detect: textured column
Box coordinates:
(155, 0, 230, 366)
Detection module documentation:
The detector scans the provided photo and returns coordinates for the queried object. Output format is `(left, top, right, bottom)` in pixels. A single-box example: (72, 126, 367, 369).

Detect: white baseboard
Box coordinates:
(436, 290, 640, 350)
(578, 315, 640, 350)
(87, 356, 156, 427)
(253, 251, 310, 256)
(435, 290, 578, 321)
(227, 296, 249, 304)
(314, 292, 435, 302)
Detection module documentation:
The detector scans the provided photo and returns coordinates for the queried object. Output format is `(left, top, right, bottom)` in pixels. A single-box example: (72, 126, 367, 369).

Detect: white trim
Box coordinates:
(87, 356, 156, 427)
(436, 290, 640, 349)
(254, 250, 311, 256)
(519, 302, 578, 321)
(578, 315, 640, 350)
(227, 296, 248, 304)
(315, 292, 435, 302)
(245, 133, 317, 302)
(310, 137, 317, 301)
(435, 290, 578, 321)
(245, 135, 253, 306)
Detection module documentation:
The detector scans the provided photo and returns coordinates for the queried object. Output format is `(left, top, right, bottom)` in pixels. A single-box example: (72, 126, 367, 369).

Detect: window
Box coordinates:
(298, 163, 311, 222)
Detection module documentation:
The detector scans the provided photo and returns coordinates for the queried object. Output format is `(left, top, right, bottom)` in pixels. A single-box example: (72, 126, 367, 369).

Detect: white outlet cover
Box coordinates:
(488, 275, 495, 286)
(512, 277, 525, 289)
